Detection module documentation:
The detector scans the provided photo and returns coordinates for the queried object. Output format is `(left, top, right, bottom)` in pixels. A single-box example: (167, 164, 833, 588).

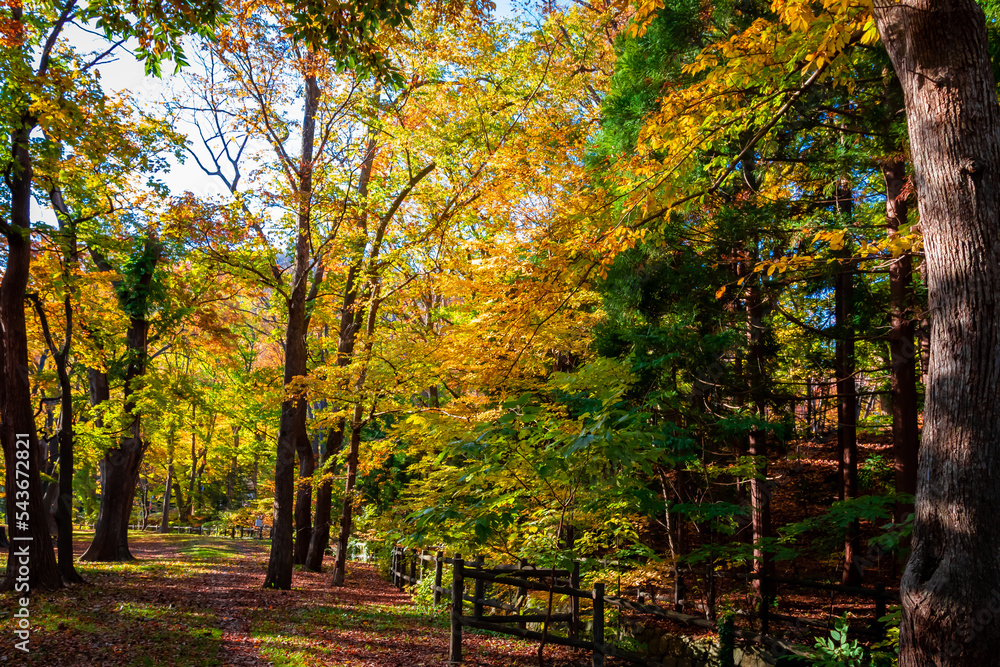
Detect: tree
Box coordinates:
(872, 1, 1000, 662)
(1, 0, 225, 588)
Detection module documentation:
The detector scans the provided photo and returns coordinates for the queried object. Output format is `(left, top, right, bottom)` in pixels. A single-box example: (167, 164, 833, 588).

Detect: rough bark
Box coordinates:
(0, 118, 61, 591)
(873, 2, 1000, 662)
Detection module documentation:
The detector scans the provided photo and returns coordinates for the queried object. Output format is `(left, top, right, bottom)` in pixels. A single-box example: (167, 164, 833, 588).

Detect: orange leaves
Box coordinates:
(772, 0, 874, 72)
(628, 0, 664, 39)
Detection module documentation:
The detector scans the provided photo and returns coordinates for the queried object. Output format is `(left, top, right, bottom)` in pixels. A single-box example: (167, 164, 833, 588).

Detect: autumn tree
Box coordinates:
(1, 0, 226, 588)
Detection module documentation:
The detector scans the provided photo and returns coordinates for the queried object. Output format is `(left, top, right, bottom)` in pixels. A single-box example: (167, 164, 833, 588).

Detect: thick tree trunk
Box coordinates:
(81, 240, 160, 561)
(1, 120, 61, 591)
(83, 442, 145, 560)
(873, 2, 1000, 662)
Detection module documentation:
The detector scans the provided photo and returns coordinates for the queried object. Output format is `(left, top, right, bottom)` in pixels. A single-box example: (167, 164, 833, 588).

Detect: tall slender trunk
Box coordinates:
(293, 422, 315, 564)
(304, 135, 376, 573)
(834, 181, 860, 586)
(331, 411, 365, 586)
(874, 3, 1000, 662)
(160, 460, 173, 533)
(228, 426, 239, 509)
(304, 421, 346, 571)
(174, 474, 185, 525)
(332, 288, 382, 586)
(264, 70, 319, 590)
(746, 277, 772, 596)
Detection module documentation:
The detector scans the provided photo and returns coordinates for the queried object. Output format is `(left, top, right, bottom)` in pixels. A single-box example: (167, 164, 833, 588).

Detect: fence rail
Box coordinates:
(389, 546, 896, 666)
(73, 523, 275, 540)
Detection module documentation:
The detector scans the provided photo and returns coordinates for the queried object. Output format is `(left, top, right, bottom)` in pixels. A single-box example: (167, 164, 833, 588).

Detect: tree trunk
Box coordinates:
(228, 426, 239, 509)
(52, 297, 82, 582)
(747, 278, 772, 597)
(881, 76, 920, 524)
(188, 416, 199, 518)
(263, 70, 319, 590)
(81, 239, 160, 561)
(873, 2, 1000, 662)
(331, 414, 364, 586)
(304, 421, 346, 571)
(834, 181, 860, 586)
(293, 417, 314, 564)
(1, 119, 61, 591)
(332, 288, 382, 586)
(174, 474, 185, 525)
(304, 130, 376, 574)
(160, 461, 173, 534)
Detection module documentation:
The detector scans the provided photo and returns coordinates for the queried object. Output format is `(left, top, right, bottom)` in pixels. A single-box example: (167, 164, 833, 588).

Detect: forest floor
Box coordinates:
(0, 532, 592, 666)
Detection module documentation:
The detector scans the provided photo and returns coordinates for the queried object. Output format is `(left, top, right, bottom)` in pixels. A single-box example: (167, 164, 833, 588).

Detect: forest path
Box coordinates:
(0, 531, 589, 666)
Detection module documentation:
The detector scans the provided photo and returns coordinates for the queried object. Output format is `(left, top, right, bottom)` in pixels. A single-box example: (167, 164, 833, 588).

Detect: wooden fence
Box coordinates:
(392, 548, 609, 666)
(389, 547, 899, 666)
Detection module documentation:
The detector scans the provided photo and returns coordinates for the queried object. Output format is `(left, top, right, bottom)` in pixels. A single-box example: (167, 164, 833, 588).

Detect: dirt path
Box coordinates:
(0, 533, 590, 666)
(192, 540, 270, 666)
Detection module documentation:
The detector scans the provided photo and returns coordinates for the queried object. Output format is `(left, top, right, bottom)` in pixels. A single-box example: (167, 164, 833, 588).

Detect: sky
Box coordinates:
(34, 0, 523, 224)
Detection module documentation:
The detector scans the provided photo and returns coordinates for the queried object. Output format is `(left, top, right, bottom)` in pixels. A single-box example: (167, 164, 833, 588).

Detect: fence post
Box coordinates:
(434, 551, 444, 605)
(570, 561, 580, 639)
(410, 550, 417, 588)
(518, 557, 528, 630)
(398, 547, 406, 591)
(390, 547, 395, 585)
(592, 582, 605, 667)
(450, 554, 464, 664)
(473, 555, 485, 620)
